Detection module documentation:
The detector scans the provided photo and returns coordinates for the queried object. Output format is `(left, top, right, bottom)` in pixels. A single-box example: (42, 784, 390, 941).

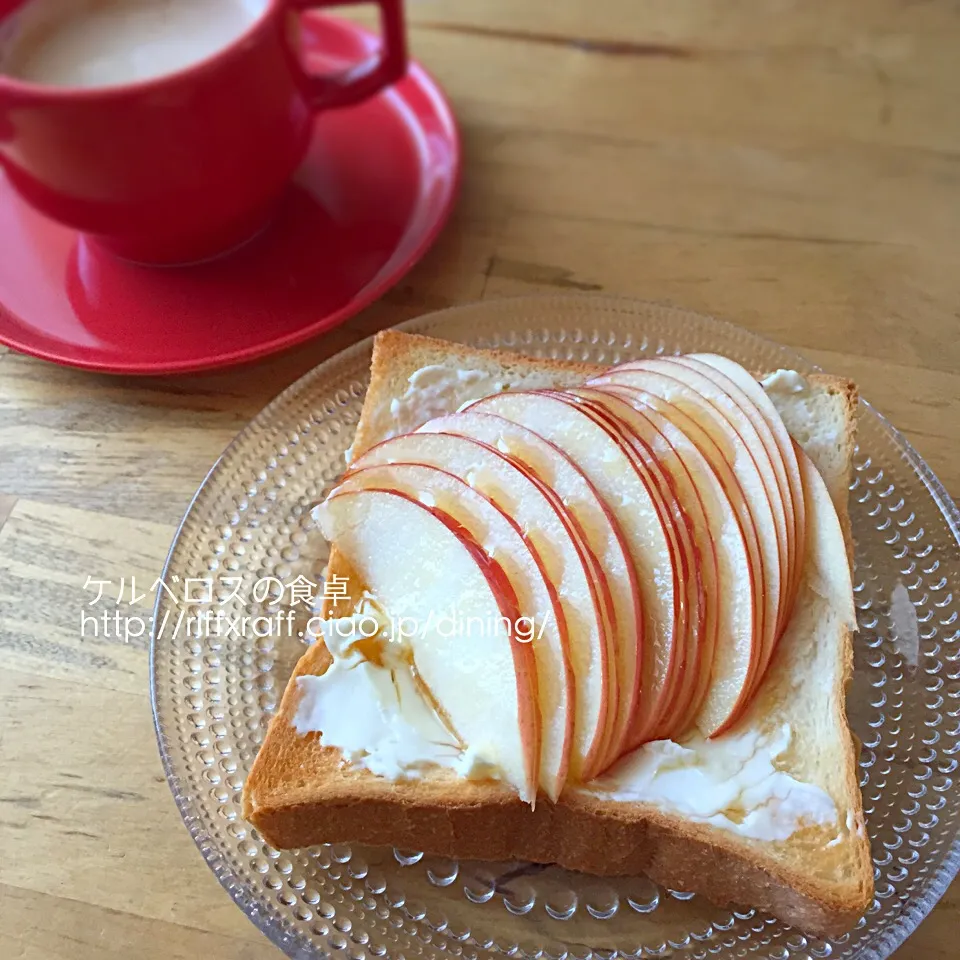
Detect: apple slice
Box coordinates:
(330, 461, 574, 801)
(314, 488, 540, 804)
(589, 364, 782, 720)
(555, 387, 703, 743)
(642, 358, 791, 618)
(417, 410, 643, 769)
(665, 356, 798, 629)
(796, 444, 856, 628)
(685, 353, 806, 620)
(572, 386, 712, 737)
(585, 383, 758, 737)
(348, 430, 614, 783)
(607, 359, 789, 637)
(468, 389, 681, 753)
(647, 356, 801, 697)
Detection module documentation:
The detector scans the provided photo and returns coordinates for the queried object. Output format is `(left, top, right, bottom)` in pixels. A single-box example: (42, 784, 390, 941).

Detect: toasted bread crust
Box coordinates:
(249, 757, 862, 938)
(245, 548, 869, 938)
(243, 331, 872, 938)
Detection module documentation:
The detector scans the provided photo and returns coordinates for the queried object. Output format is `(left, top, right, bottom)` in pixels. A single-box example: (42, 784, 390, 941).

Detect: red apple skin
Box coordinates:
(465, 388, 672, 761)
(578, 384, 718, 738)
(788, 436, 807, 607)
(613, 356, 809, 721)
(587, 375, 764, 737)
(591, 383, 729, 734)
(664, 355, 799, 639)
(528, 389, 685, 752)
(347, 430, 615, 784)
(335, 461, 575, 799)
(733, 436, 810, 702)
(558, 388, 707, 746)
(607, 360, 786, 667)
(682, 353, 807, 640)
(420, 410, 644, 774)
(421, 432, 618, 782)
(589, 367, 776, 734)
(326, 487, 542, 804)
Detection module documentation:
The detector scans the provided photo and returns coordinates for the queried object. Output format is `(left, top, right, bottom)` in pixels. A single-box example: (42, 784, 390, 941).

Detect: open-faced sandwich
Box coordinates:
(243, 329, 872, 937)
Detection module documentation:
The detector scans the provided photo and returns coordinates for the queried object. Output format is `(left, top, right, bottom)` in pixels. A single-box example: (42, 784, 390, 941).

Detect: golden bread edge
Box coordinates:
(243, 331, 871, 937)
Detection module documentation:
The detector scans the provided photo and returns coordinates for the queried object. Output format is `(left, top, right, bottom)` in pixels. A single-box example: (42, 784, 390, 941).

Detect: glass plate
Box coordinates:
(151, 295, 960, 960)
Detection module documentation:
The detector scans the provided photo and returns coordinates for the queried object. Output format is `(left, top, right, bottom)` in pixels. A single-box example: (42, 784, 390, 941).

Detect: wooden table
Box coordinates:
(1, 2, 958, 957)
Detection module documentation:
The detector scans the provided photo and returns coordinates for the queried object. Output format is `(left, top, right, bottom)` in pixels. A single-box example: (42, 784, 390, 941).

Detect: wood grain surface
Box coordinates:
(1, 1, 958, 957)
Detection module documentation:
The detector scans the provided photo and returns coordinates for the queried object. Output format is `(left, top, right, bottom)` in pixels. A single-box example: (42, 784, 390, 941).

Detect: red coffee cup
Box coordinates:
(0, 0, 407, 264)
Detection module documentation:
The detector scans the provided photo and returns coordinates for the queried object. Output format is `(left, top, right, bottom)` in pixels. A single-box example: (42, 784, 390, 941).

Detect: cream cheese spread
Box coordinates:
(387, 365, 809, 431)
(296, 602, 838, 841)
(760, 368, 809, 396)
(348, 366, 506, 465)
(388, 366, 505, 438)
(367, 365, 811, 453)
(589, 725, 837, 842)
(293, 599, 504, 782)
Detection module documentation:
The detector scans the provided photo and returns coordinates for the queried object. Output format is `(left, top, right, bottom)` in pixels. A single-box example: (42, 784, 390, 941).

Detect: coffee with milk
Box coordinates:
(1, 0, 267, 89)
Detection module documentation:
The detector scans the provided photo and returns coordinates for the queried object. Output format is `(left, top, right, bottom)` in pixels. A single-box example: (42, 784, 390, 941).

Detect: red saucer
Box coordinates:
(0, 16, 459, 375)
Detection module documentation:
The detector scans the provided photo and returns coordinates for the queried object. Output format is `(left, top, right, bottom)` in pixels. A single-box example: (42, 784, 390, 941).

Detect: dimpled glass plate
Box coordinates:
(151, 295, 960, 960)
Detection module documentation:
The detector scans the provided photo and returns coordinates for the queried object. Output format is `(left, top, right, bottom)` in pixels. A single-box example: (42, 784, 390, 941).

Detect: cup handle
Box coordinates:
(285, 0, 407, 110)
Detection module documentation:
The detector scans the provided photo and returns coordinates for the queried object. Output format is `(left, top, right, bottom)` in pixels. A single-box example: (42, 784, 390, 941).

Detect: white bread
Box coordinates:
(243, 330, 872, 937)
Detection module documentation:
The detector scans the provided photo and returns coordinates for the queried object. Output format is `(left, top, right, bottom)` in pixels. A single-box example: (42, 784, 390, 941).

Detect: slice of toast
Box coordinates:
(243, 330, 872, 937)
